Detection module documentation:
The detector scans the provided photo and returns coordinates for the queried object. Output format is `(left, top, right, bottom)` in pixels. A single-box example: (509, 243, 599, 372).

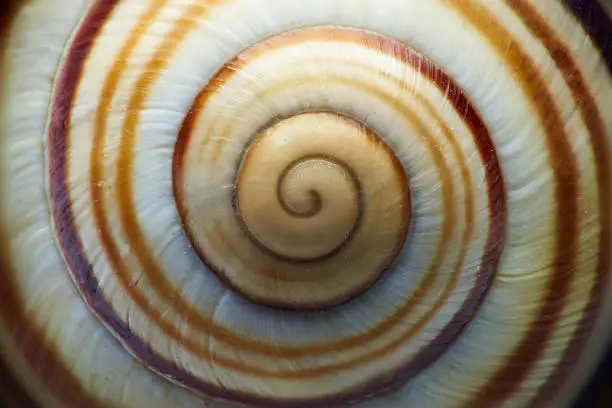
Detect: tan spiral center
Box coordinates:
(236, 114, 363, 262)
(180, 112, 411, 310)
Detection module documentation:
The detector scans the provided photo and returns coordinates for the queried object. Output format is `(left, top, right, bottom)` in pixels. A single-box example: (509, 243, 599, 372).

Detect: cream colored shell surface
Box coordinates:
(0, 1, 611, 408)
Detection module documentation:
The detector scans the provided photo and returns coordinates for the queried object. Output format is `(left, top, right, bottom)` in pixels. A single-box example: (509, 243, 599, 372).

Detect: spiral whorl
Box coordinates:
(0, 1, 611, 408)
(175, 107, 412, 309)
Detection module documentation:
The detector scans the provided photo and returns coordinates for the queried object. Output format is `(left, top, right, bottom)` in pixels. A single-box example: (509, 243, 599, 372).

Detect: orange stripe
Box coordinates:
(503, 0, 610, 405)
(444, 1, 580, 405)
(91, 0, 167, 364)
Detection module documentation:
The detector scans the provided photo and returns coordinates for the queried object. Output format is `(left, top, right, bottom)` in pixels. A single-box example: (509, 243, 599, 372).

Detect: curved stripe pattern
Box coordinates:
(0, 1, 610, 408)
(52, 18, 505, 403)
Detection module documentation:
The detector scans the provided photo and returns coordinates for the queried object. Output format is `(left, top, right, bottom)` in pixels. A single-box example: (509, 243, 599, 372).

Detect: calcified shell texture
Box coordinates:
(0, 0, 611, 407)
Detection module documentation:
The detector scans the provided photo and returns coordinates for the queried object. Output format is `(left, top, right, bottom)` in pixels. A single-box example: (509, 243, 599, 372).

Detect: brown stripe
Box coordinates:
(89, 0, 168, 373)
(445, 1, 580, 406)
(504, 0, 610, 406)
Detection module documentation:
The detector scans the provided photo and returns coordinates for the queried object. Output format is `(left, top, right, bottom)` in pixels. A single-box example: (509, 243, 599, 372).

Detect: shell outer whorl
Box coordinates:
(52, 12, 507, 408)
(0, 1, 610, 408)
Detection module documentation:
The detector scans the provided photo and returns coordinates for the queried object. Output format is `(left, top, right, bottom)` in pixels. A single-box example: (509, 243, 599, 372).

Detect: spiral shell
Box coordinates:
(0, 0, 611, 407)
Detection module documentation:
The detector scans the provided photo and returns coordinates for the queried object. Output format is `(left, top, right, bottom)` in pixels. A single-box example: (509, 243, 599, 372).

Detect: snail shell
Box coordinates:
(0, 0, 611, 407)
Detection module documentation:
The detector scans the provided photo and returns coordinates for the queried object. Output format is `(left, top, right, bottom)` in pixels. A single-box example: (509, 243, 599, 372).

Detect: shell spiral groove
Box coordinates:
(0, 1, 611, 408)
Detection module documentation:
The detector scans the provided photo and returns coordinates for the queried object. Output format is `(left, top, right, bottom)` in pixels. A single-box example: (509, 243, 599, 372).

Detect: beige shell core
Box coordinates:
(178, 112, 412, 310)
